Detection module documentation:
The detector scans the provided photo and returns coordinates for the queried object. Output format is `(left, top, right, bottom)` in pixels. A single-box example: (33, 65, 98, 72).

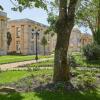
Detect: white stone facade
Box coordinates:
(0, 11, 7, 55)
(7, 19, 56, 55)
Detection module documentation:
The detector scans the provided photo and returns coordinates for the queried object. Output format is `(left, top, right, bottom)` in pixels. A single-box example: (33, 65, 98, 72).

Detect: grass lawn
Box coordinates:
(0, 90, 100, 100)
(0, 55, 53, 64)
(0, 70, 52, 84)
(0, 69, 100, 100)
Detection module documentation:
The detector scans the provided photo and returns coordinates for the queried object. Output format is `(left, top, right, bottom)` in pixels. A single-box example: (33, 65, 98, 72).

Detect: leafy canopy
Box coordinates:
(10, 0, 48, 12)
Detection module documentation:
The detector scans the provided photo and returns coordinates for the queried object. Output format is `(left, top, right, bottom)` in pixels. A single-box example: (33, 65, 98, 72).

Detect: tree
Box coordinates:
(0, 5, 3, 11)
(41, 36, 48, 55)
(95, 0, 100, 44)
(53, 0, 79, 82)
(76, 0, 100, 44)
(11, 0, 80, 82)
(7, 32, 12, 50)
(10, 0, 47, 12)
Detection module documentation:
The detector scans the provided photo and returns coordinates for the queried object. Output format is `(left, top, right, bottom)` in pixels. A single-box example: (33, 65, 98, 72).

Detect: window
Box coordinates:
(1, 19, 4, 29)
(21, 25, 24, 33)
(32, 29, 34, 39)
(16, 41, 20, 51)
(16, 27, 20, 38)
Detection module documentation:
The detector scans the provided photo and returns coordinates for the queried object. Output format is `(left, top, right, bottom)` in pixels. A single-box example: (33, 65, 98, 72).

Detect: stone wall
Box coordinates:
(0, 11, 7, 55)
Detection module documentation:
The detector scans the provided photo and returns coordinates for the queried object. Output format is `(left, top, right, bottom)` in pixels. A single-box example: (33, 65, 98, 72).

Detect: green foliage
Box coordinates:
(76, 0, 100, 45)
(72, 52, 100, 67)
(0, 90, 100, 100)
(76, 0, 97, 27)
(76, 72, 97, 88)
(11, 0, 47, 12)
(41, 36, 48, 55)
(83, 43, 100, 60)
(41, 36, 47, 46)
(67, 55, 77, 68)
(94, 29, 100, 45)
(47, 12, 58, 33)
(0, 5, 3, 10)
(7, 32, 12, 49)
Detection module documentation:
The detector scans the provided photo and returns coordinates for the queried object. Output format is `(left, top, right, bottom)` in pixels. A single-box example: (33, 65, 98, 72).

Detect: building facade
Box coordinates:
(0, 11, 7, 55)
(7, 19, 92, 55)
(81, 33, 92, 46)
(7, 19, 56, 55)
(68, 28, 93, 53)
(68, 28, 82, 52)
(0, 15, 92, 55)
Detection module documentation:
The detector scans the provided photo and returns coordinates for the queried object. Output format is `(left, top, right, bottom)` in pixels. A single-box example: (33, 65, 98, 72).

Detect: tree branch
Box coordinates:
(68, 0, 78, 19)
(59, 0, 67, 19)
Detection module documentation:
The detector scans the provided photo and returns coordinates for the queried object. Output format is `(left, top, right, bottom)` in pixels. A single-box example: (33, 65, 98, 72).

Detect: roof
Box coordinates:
(8, 18, 48, 28)
(81, 33, 92, 37)
(0, 11, 7, 17)
(71, 28, 82, 34)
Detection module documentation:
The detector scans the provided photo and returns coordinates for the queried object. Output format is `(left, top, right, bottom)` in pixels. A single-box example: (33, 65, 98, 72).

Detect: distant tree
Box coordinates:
(0, 5, 3, 11)
(41, 36, 48, 55)
(76, 0, 100, 44)
(7, 32, 12, 50)
(95, 0, 100, 44)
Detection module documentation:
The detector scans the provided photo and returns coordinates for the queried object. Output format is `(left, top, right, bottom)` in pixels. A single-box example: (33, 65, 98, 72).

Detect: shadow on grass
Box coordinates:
(0, 92, 24, 100)
(33, 89, 100, 100)
(0, 89, 99, 100)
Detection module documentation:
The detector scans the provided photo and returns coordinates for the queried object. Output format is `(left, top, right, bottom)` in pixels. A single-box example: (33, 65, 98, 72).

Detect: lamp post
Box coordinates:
(32, 28, 39, 61)
(35, 31, 39, 61)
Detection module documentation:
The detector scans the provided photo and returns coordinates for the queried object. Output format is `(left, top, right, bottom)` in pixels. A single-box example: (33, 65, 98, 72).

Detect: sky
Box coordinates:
(0, 0, 48, 25)
(0, 0, 92, 34)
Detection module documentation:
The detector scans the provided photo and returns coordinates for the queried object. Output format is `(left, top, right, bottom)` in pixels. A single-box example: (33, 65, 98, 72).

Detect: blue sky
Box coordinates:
(0, 0, 92, 34)
(0, 0, 48, 25)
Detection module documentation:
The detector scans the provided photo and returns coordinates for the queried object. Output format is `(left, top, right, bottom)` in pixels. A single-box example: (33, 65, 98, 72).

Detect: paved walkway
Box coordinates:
(0, 58, 53, 71)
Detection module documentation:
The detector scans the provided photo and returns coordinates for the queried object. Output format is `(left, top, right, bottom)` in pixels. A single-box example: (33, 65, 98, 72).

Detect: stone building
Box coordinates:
(0, 14, 92, 55)
(81, 33, 92, 46)
(68, 28, 82, 52)
(7, 18, 92, 55)
(0, 11, 7, 55)
(7, 18, 56, 55)
(68, 28, 93, 53)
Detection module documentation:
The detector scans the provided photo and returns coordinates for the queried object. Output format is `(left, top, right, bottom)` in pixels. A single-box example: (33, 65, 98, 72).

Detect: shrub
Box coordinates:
(67, 55, 77, 68)
(83, 43, 100, 60)
(76, 72, 96, 89)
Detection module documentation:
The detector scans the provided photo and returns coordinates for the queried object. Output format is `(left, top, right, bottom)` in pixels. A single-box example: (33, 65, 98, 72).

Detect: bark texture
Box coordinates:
(53, 0, 78, 82)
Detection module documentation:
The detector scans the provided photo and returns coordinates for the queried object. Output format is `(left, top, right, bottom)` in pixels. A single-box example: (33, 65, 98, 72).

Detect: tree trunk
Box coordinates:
(53, 20, 74, 82)
(54, 35, 69, 81)
(44, 45, 45, 55)
(53, 0, 78, 82)
(94, 0, 100, 44)
(97, 0, 100, 30)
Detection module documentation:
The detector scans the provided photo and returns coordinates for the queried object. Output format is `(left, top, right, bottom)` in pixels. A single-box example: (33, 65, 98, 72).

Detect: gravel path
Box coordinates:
(0, 58, 53, 71)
